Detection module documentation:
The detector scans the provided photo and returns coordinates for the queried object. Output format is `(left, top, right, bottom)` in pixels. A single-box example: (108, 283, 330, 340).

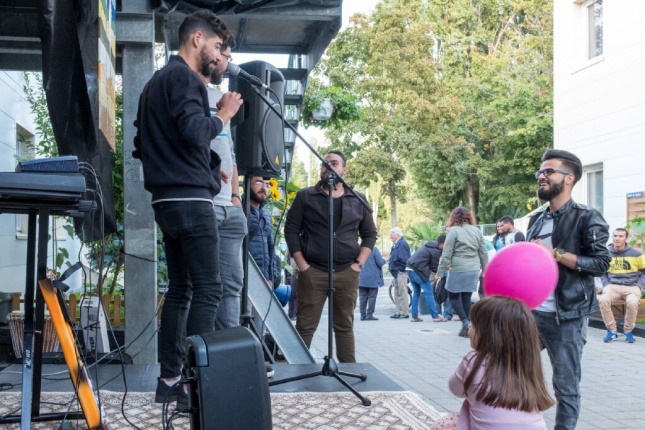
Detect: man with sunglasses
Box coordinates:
(527, 149, 610, 430)
(199, 36, 248, 331)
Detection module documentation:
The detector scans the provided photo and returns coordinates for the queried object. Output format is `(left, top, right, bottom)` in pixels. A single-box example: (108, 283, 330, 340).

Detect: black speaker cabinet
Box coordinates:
(184, 326, 272, 430)
(229, 61, 285, 177)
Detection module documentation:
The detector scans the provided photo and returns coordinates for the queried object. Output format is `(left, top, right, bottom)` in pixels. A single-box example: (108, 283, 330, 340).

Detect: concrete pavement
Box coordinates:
(308, 283, 645, 429)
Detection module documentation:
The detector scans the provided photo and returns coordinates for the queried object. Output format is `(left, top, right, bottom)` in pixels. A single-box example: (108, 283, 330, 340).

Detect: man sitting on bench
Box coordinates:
(599, 228, 645, 343)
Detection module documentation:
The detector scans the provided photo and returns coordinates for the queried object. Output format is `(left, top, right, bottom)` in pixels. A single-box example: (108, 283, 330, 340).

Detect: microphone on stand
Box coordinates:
(226, 62, 269, 90)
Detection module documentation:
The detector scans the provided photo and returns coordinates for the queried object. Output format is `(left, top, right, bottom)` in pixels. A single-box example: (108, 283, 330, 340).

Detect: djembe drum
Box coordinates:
(8, 310, 60, 358)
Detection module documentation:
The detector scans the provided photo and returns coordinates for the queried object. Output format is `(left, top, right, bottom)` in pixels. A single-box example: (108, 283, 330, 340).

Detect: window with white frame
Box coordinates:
(15, 125, 35, 238)
(586, 0, 603, 59)
(585, 164, 603, 214)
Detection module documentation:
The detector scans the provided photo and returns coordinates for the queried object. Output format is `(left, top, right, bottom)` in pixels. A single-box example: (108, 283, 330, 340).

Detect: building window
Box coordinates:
(587, 0, 603, 59)
(586, 165, 603, 213)
(15, 125, 35, 238)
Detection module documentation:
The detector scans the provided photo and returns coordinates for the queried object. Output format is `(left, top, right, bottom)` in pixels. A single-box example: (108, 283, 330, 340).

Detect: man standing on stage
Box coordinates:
(527, 149, 610, 430)
(284, 151, 377, 363)
(201, 36, 248, 330)
(133, 10, 242, 409)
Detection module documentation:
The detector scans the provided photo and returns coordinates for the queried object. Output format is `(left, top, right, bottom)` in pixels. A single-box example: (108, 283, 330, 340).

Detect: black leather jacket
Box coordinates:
(526, 199, 610, 322)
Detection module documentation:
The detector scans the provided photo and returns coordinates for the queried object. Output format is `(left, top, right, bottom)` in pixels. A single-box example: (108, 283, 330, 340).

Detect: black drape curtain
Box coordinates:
(37, 0, 117, 242)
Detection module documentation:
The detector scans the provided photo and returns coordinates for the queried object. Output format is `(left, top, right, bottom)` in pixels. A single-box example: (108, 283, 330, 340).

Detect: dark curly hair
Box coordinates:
(178, 10, 230, 48)
(447, 206, 475, 226)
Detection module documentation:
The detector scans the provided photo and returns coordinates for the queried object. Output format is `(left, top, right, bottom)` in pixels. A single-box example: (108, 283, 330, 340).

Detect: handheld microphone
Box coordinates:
(226, 62, 269, 90)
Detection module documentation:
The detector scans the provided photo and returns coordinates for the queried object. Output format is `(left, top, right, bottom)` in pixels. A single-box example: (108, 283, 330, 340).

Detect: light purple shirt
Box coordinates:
(449, 351, 547, 430)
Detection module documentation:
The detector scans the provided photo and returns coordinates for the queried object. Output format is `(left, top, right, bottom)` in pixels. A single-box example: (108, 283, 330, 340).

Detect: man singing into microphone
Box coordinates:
(284, 150, 377, 363)
(134, 10, 242, 411)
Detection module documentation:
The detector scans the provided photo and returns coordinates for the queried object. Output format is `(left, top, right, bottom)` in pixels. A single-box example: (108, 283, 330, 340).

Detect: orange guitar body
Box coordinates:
(39, 279, 105, 429)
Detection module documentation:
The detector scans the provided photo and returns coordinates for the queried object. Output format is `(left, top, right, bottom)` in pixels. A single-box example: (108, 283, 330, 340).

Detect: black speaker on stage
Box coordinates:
(184, 326, 272, 430)
(229, 61, 285, 177)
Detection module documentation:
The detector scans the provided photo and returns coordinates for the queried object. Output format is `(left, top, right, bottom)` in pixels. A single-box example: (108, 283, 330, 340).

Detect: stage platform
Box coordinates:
(0, 362, 402, 394)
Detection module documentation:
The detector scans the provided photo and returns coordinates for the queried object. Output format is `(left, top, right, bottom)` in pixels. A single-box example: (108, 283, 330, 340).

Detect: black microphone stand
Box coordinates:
(242, 79, 372, 406)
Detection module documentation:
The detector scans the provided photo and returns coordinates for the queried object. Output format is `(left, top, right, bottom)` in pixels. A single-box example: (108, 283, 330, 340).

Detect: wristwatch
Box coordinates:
(356, 260, 365, 269)
(553, 248, 566, 262)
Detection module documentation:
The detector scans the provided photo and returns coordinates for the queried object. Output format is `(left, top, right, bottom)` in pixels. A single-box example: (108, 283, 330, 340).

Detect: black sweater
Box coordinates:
(407, 241, 442, 282)
(284, 182, 377, 271)
(133, 55, 224, 201)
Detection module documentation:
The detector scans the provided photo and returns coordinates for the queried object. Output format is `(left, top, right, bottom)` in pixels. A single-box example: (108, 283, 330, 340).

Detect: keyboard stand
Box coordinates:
(0, 207, 85, 428)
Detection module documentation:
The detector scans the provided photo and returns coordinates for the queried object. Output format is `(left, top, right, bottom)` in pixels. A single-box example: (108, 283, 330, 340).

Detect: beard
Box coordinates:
(210, 71, 223, 86)
(537, 177, 565, 201)
(250, 188, 267, 205)
(199, 46, 215, 78)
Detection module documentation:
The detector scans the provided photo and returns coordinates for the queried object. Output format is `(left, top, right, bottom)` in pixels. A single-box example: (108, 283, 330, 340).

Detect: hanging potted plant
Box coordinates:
(300, 85, 361, 129)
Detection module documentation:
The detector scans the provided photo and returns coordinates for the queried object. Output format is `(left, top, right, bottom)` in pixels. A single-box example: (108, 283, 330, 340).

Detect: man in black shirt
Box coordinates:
(284, 150, 377, 363)
(134, 10, 242, 410)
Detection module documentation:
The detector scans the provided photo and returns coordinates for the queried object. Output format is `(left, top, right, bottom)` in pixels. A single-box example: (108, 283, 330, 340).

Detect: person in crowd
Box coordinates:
(244, 176, 277, 377)
(407, 235, 447, 322)
(429, 296, 554, 430)
(246, 177, 276, 286)
(389, 227, 411, 319)
(284, 150, 377, 363)
(437, 207, 488, 337)
(527, 149, 610, 430)
(598, 228, 645, 343)
(491, 215, 525, 251)
(133, 10, 242, 410)
(358, 246, 386, 321)
(199, 36, 247, 330)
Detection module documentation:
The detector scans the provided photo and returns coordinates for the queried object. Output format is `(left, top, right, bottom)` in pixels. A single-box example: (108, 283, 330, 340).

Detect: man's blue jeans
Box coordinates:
(407, 270, 439, 318)
(533, 311, 588, 430)
(154, 201, 222, 378)
(214, 205, 247, 330)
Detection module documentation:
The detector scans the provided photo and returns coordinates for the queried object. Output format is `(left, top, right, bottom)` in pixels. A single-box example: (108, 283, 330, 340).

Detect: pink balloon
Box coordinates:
(483, 242, 558, 309)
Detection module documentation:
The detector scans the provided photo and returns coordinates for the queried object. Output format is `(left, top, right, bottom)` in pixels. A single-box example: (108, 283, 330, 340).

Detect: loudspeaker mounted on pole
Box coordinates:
(229, 61, 285, 177)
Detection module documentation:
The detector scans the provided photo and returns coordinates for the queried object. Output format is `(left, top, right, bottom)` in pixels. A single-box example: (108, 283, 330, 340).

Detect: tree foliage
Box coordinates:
(313, 0, 553, 224)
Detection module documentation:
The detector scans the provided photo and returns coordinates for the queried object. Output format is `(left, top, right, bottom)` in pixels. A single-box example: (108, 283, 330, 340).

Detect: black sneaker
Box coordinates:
(177, 387, 190, 412)
(266, 365, 275, 378)
(155, 378, 180, 403)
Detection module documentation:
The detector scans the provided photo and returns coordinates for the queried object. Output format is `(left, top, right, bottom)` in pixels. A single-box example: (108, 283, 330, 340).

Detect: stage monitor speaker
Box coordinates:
(229, 61, 285, 177)
(184, 326, 272, 430)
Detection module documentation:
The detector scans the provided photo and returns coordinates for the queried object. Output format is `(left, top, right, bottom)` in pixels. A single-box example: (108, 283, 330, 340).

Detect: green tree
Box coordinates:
(314, 3, 439, 227)
(23, 72, 126, 293)
(314, 0, 553, 224)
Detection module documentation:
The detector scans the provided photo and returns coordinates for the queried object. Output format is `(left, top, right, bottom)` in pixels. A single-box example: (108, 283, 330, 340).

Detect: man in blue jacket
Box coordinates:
(358, 247, 386, 321)
(246, 176, 275, 285)
(389, 227, 411, 319)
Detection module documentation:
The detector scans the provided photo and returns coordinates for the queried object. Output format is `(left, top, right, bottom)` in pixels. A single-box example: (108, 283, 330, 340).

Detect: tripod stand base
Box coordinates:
(270, 356, 371, 406)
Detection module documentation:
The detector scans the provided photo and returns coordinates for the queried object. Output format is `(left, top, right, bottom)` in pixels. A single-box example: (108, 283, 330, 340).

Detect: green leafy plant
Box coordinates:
(626, 217, 645, 249)
(300, 85, 361, 129)
(407, 222, 444, 250)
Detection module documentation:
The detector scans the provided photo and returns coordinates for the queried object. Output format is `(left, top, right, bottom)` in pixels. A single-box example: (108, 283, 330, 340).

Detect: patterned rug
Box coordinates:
(0, 390, 442, 429)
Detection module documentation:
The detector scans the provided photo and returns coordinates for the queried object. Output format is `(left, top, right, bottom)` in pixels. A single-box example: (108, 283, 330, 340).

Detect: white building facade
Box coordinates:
(0, 71, 82, 295)
(554, 0, 645, 233)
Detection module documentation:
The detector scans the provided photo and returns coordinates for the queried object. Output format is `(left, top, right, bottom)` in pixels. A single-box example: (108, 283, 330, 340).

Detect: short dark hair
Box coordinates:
(497, 216, 514, 225)
(326, 150, 347, 166)
(436, 234, 446, 245)
(541, 149, 582, 184)
(614, 228, 629, 237)
(178, 10, 229, 48)
(221, 35, 236, 52)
